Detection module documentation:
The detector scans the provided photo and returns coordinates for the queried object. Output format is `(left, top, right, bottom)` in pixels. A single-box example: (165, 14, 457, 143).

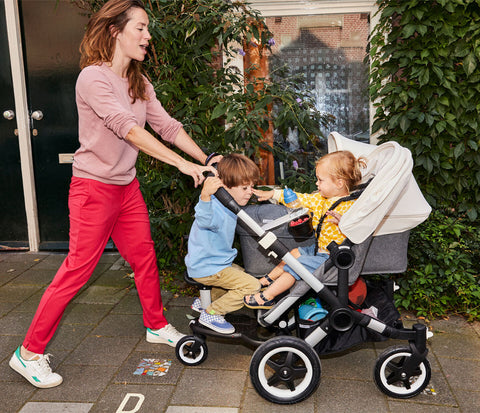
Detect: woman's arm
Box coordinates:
(125, 125, 215, 187)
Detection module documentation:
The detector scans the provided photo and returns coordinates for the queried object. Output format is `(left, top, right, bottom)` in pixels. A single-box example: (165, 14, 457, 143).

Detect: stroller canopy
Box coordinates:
(328, 132, 431, 244)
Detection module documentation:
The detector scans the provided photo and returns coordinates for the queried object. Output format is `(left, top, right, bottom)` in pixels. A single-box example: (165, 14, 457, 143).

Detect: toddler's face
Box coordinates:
(226, 182, 255, 206)
(315, 162, 346, 198)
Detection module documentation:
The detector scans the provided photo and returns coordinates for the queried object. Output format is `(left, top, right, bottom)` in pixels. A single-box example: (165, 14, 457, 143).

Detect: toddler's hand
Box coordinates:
(325, 210, 342, 225)
(253, 189, 274, 202)
(200, 176, 224, 201)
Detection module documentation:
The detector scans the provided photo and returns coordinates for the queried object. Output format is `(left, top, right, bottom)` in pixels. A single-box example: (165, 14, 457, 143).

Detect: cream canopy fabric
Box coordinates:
(328, 132, 432, 244)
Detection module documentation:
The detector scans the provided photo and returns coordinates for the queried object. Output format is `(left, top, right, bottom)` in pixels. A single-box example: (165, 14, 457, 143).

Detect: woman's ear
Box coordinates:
(109, 24, 118, 38)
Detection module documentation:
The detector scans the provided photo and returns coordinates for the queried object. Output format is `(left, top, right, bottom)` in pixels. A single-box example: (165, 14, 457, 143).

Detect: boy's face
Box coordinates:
(226, 182, 255, 206)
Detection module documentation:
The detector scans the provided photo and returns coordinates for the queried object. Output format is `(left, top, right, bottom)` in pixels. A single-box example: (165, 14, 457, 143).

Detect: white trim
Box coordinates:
(5, 0, 40, 251)
(248, 1, 376, 17)
(249, 0, 378, 142)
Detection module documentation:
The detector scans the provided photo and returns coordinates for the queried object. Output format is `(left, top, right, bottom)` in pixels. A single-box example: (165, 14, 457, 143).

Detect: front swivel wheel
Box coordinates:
(374, 345, 431, 398)
(249, 336, 321, 404)
(175, 335, 208, 366)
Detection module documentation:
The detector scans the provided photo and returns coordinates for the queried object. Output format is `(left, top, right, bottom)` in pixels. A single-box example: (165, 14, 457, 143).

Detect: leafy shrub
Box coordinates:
(369, 0, 480, 220)
(395, 209, 480, 321)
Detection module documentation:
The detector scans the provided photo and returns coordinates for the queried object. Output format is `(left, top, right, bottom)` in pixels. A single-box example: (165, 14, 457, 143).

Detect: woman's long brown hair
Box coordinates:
(79, 0, 148, 102)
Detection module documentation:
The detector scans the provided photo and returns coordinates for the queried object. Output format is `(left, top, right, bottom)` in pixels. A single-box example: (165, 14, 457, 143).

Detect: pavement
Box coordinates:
(0, 250, 479, 413)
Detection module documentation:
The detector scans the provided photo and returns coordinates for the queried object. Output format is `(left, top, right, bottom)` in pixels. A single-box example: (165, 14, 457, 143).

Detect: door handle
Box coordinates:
(31, 110, 44, 121)
(3, 110, 15, 120)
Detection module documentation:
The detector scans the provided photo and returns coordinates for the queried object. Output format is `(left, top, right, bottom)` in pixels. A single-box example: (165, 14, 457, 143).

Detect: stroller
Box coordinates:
(175, 133, 433, 404)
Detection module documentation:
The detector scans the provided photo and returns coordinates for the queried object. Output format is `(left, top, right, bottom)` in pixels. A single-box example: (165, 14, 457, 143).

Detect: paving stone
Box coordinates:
(8, 268, 57, 286)
(65, 335, 139, 366)
(454, 389, 480, 413)
(18, 402, 93, 413)
(314, 377, 388, 412)
(61, 303, 112, 325)
(9, 289, 45, 313)
(0, 382, 36, 413)
(0, 311, 35, 335)
(437, 357, 480, 392)
(31, 254, 67, 270)
(91, 314, 146, 337)
(167, 408, 238, 413)
(170, 369, 247, 407)
(73, 285, 128, 305)
(93, 270, 134, 288)
(48, 323, 95, 351)
(0, 300, 18, 316)
(111, 292, 143, 315)
(320, 346, 377, 380)
(242, 387, 314, 412)
(428, 332, 480, 360)
(91, 384, 173, 413)
(429, 315, 477, 336)
(0, 284, 42, 303)
(388, 401, 459, 412)
(30, 365, 116, 402)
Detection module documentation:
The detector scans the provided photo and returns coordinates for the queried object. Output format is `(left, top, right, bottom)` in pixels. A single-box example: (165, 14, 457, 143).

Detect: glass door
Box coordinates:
(19, 0, 88, 249)
(0, 0, 28, 249)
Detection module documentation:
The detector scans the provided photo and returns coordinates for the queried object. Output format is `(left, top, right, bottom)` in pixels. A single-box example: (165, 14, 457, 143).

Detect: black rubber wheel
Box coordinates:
(175, 335, 208, 366)
(374, 345, 431, 398)
(249, 336, 321, 404)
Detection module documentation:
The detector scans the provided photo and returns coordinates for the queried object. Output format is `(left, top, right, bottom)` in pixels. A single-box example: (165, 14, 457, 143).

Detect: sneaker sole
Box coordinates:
(191, 306, 203, 313)
(146, 330, 182, 348)
(9, 355, 63, 389)
(198, 318, 235, 334)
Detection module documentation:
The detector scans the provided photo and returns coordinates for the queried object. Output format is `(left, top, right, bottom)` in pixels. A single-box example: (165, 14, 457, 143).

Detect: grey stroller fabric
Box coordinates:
(237, 203, 315, 277)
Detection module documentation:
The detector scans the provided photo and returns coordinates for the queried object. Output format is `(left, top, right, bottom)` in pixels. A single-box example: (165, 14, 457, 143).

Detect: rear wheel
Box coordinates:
(374, 345, 431, 398)
(175, 336, 208, 366)
(250, 336, 321, 404)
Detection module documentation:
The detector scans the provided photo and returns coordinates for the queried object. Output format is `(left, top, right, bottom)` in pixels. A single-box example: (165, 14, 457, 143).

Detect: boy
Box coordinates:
(185, 153, 261, 334)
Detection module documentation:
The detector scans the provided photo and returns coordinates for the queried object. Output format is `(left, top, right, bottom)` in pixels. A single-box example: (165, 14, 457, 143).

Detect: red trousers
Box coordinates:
(23, 177, 167, 354)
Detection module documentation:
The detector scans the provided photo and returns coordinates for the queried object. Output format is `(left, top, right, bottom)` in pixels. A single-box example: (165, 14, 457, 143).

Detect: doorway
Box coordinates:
(1, 0, 89, 250)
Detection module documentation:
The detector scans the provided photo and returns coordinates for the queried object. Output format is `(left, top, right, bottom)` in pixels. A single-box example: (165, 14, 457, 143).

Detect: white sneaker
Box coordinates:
(146, 324, 186, 347)
(9, 347, 63, 388)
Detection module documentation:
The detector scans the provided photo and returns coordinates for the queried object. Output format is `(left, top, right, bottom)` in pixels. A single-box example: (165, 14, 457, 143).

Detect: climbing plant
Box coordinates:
(369, 0, 480, 320)
(369, 0, 480, 220)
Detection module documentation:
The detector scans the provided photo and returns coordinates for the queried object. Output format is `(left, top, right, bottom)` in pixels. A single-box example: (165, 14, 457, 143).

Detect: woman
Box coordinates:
(9, 0, 219, 388)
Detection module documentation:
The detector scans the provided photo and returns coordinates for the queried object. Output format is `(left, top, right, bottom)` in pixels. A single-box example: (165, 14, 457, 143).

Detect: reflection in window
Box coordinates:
(267, 13, 370, 145)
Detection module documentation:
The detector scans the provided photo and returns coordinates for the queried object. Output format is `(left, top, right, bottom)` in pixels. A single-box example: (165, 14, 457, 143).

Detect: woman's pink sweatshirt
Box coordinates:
(73, 63, 182, 185)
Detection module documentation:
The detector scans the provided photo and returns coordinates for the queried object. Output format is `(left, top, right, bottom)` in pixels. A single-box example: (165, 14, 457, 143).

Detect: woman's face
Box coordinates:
(113, 7, 151, 62)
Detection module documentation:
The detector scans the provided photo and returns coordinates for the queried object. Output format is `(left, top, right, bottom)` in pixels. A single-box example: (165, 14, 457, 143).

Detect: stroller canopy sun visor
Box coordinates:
(328, 132, 431, 244)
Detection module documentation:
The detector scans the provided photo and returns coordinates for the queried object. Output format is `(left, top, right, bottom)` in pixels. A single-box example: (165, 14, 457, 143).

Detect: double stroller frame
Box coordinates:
(175, 134, 433, 404)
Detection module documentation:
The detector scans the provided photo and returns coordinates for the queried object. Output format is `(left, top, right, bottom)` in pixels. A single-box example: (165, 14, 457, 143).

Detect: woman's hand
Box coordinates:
(177, 160, 218, 188)
(253, 189, 274, 202)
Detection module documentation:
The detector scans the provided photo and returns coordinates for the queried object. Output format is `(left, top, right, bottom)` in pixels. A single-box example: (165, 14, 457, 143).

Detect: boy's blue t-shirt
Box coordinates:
(185, 195, 238, 278)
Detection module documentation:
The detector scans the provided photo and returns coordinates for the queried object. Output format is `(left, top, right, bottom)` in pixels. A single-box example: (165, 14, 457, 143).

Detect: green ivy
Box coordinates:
(369, 0, 480, 319)
(369, 0, 480, 220)
(397, 209, 480, 321)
